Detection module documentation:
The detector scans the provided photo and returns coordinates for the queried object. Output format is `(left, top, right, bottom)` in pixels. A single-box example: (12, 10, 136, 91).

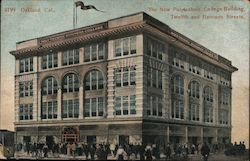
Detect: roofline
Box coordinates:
(11, 11, 238, 72)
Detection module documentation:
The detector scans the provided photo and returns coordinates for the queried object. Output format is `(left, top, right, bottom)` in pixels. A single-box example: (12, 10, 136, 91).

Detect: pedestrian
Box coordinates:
(201, 143, 210, 161)
(43, 143, 49, 158)
(89, 144, 96, 160)
(165, 143, 171, 160)
(145, 144, 152, 161)
(116, 145, 127, 161)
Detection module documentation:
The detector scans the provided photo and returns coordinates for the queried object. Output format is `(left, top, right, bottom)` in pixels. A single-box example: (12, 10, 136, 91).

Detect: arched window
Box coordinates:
(204, 86, 213, 102)
(62, 73, 79, 93)
(84, 70, 104, 90)
(170, 75, 184, 119)
(42, 76, 58, 95)
(188, 81, 200, 121)
(188, 81, 200, 99)
(204, 86, 213, 123)
(171, 75, 184, 95)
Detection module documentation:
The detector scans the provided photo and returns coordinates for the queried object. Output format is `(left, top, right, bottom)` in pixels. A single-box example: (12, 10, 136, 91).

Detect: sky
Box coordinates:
(1, 0, 249, 147)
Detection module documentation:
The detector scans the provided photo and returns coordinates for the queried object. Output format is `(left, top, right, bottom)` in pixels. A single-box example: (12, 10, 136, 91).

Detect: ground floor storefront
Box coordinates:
(15, 120, 231, 147)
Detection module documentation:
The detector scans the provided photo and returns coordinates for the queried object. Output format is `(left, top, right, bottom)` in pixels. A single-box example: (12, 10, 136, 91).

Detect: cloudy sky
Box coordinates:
(1, 0, 249, 147)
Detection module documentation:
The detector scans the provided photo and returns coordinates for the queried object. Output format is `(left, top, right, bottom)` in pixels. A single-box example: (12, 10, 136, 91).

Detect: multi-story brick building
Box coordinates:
(10, 12, 237, 147)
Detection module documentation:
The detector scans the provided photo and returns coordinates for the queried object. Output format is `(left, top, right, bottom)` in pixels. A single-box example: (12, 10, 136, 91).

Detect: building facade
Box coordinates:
(11, 12, 237, 147)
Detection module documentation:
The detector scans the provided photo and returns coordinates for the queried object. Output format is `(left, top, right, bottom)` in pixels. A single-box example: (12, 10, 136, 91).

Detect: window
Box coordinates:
(204, 66, 214, 80)
(204, 86, 213, 102)
(84, 97, 104, 117)
(42, 77, 58, 95)
(19, 104, 33, 120)
(41, 52, 58, 69)
(19, 81, 33, 97)
(62, 74, 79, 93)
(115, 66, 136, 87)
(41, 101, 57, 119)
(219, 110, 228, 125)
(204, 106, 213, 123)
(84, 43, 105, 62)
(130, 95, 136, 115)
(147, 38, 164, 60)
(220, 92, 230, 105)
(188, 81, 200, 99)
(170, 50, 185, 69)
(114, 95, 136, 116)
(85, 70, 104, 90)
(171, 100, 184, 119)
(189, 103, 199, 121)
(171, 75, 184, 95)
(62, 99, 79, 118)
(62, 49, 79, 66)
(114, 36, 137, 57)
(19, 57, 33, 73)
(188, 59, 201, 75)
(147, 68, 162, 89)
(147, 95, 162, 117)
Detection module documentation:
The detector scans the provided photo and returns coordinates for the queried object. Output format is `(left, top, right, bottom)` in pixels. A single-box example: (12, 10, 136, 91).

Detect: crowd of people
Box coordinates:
(15, 141, 246, 160)
(224, 141, 246, 156)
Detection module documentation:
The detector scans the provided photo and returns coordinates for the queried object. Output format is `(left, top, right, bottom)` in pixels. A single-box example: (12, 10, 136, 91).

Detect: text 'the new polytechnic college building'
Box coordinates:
(10, 12, 238, 147)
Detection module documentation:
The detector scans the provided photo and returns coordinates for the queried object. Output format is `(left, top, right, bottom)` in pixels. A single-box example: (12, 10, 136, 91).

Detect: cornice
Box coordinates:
(10, 13, 237, 72)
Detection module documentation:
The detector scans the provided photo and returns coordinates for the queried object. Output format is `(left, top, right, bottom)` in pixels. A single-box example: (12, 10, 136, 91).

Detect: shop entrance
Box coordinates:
(62, 127, 79, 143)
(119, 135, 129, 147)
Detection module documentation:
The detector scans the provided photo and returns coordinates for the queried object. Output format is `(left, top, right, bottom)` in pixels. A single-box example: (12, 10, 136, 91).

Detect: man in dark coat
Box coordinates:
(165, 143, 171, 160)
(201, 143, 210, 161)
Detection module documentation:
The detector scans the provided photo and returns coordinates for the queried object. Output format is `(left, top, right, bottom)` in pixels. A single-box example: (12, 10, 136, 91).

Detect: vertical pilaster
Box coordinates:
(167, 126, 170, 143)
(57, 88, 62, 120)
(200, 127, 204, 143)
(79, 48, 84, 64)
(200, 84, 204, 123)
(135, 57, 143, 117)
(185, 126, 188, 143)
(58, 51, 62, 67)
(33, 74, 38, 121)
(37, 89, 41, 121)
(184, 79, 189, 120)
(79, 86, 84, 119)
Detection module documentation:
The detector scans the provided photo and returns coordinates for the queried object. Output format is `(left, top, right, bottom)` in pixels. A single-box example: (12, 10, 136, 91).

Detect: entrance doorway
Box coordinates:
(23, 136, 31, 143)
(119, 135, 129, 147)
(87, 136, 96, 145)
(46, 136, 55, 150)
(169, 136, 180, 144)
(62, 127, 79, 143)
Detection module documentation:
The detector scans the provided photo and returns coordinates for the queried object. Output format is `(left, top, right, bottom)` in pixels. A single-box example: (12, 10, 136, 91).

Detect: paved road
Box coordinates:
(14, 152, 249, 161)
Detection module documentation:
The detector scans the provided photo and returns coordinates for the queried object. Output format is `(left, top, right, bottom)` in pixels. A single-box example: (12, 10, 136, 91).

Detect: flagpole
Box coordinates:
(73, 1, 75, 29)
(76, 4, 77, 28)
